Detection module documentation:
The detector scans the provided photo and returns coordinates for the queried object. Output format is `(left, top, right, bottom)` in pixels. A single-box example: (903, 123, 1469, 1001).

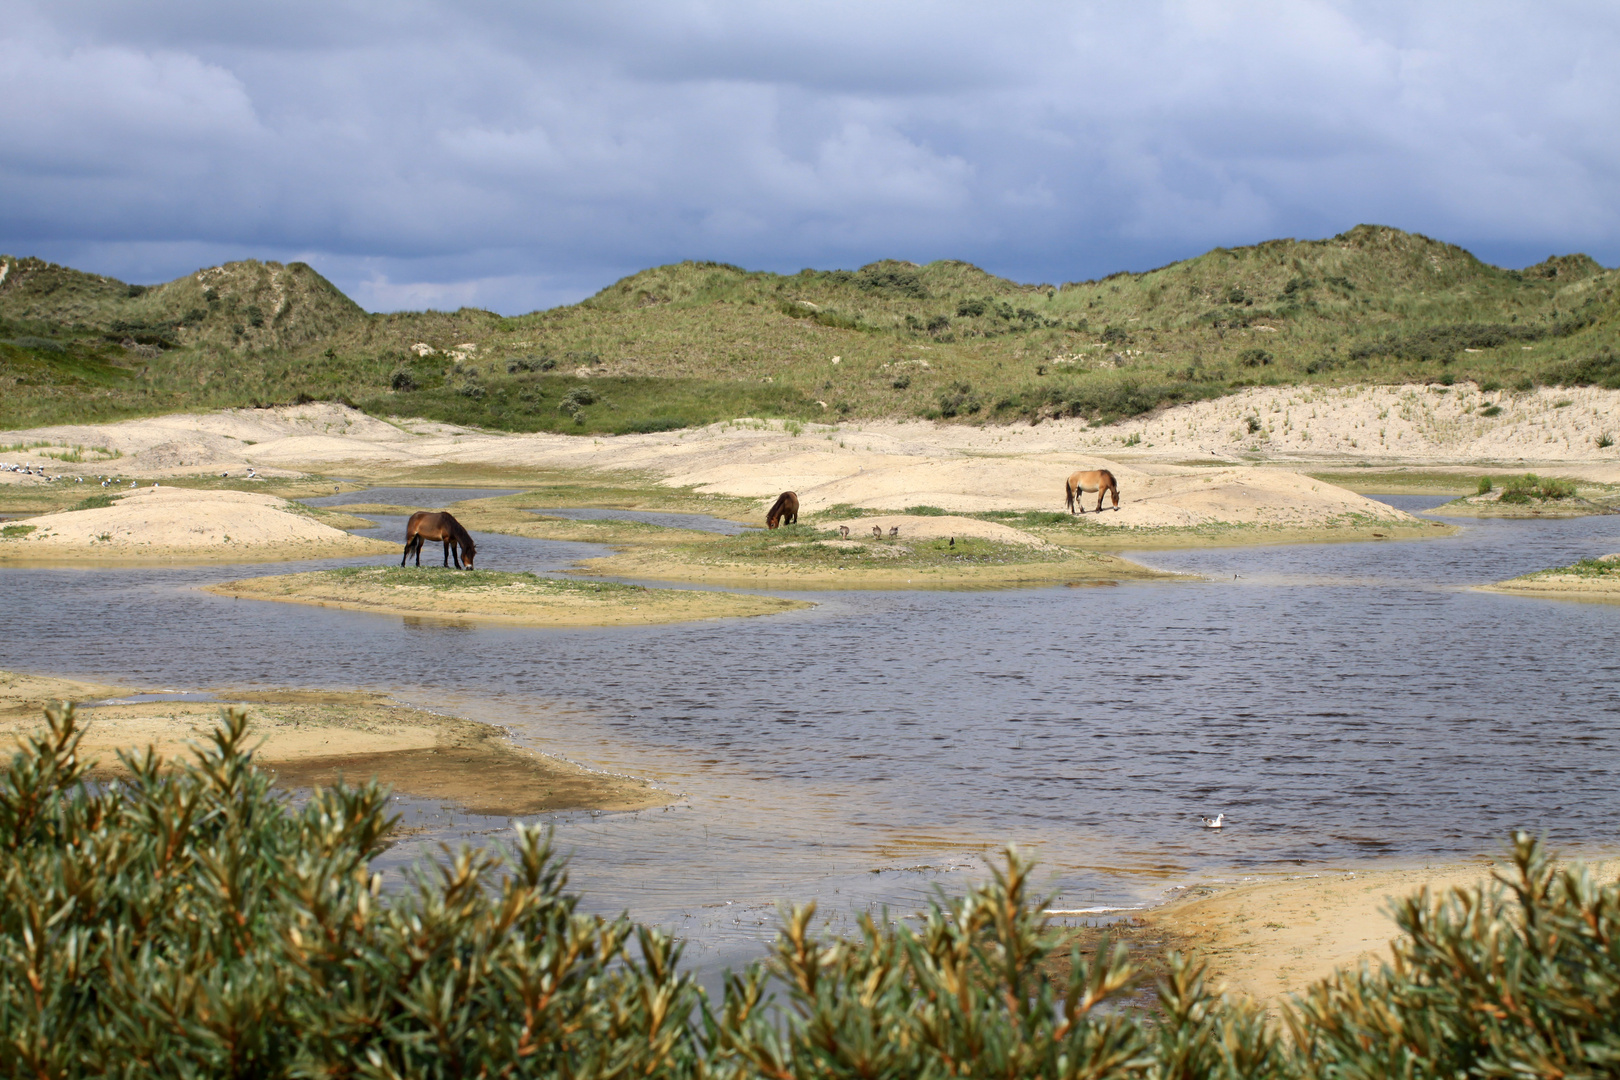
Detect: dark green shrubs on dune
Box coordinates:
(4, 225, 1620, 434)
(9, 707, 1620, 1078)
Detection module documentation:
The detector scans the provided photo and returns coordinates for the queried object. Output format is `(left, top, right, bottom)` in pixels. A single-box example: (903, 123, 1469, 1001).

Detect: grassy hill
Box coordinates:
(3, 225, 1617, 434)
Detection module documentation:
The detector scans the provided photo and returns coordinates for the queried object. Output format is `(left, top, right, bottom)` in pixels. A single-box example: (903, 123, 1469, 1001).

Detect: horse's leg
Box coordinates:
(401, 536, 411, 567)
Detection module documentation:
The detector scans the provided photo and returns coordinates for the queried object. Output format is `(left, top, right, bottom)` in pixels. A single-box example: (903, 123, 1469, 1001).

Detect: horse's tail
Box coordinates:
(1064, 478, 1075, 512)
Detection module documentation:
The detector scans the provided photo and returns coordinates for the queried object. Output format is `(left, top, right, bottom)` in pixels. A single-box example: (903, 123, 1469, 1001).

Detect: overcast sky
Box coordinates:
(2, 1, 1616, 314)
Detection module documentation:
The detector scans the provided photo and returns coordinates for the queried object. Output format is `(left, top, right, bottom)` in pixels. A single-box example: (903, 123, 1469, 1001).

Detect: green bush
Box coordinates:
(1499, 473, 1577, 503)
(12, 707, 1620, 1079)
(1478, 475, 1493, 494)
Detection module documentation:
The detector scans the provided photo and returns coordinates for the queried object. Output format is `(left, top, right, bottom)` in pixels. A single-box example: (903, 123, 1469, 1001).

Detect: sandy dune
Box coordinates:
(0, 402, 1452, 533)
(0, 486, 397, 562)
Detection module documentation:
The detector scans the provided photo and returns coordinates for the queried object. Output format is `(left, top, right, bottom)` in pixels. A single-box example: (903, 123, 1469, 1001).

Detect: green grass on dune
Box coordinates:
(4, 225, 1619, 434)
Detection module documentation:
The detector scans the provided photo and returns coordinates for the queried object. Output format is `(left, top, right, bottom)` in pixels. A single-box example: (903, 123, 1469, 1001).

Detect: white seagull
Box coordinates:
(1201, 814, 1225, 829)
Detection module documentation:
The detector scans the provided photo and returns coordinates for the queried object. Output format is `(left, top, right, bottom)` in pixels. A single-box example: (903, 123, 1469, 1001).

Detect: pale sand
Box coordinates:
(0, 403, 1456, 537)
(1145, 854, 1620, 1007)
(1480, 553, 1620, 601)
(0, 486, 397, 563)
(0, 669, 663, 814)
(206, 568, 814, 626)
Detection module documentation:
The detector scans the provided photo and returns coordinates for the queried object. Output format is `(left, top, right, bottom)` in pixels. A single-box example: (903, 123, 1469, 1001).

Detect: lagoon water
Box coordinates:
(5, 491, 1620, 975)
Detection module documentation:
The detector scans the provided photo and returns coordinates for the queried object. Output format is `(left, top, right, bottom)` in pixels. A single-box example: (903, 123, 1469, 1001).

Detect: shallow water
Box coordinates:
(6, 492, 1620, 975)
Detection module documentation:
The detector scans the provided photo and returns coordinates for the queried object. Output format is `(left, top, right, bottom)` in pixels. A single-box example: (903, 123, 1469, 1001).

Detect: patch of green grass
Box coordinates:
(1, 523, 38, 538)
(903, 505, 948, 515)
(326, 566, 647, 593)
(67, 493, 118, 511)
(688, 525, 1074, 569)
(1525, 555, 1620, 579)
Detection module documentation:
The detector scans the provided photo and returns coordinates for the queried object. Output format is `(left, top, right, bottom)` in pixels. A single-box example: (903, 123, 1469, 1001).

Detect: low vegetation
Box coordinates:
(649, 522, 1073, 571)
(9, 707, 1620, 1078)
(4, 225, 1619, 433)
(1498, 472, 1579, 503)
(1516, 554, 1620, 580)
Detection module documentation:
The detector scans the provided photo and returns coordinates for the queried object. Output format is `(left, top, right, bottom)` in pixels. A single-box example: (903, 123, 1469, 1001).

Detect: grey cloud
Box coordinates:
(2, 1, 1617, 314)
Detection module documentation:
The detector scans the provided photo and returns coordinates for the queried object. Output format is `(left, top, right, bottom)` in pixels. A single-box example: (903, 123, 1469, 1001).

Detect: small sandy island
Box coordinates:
(575, 514, 1176, 588)
(1057, 853, 1620, 1009)
(1480, 553, 1620, 601)
(0, 669, 664, 814)
(1434, 474, 1619, 518)
(0, 485, 396, 563)
(207, 566, 813, 625)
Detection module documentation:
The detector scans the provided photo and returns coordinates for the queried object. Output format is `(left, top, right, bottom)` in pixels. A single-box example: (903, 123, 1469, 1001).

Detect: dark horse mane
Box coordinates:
(447, 516, 476, 557)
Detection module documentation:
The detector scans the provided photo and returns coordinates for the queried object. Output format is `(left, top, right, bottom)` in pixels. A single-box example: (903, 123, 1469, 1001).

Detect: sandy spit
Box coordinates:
(0, 485, 397, 563)
(206, 567, 813, 626)
(575, 544, 1173, 589)
(1142, 854, 1620, 1007)
(0, 669, 664, 815)
(1479, 553, 1620, 601)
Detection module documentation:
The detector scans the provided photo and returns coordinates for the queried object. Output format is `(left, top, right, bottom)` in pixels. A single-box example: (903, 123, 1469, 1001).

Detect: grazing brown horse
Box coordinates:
(402, 511, 477, 568)
(766, 491, 799, 529)
(1065, 469, 1121, 514)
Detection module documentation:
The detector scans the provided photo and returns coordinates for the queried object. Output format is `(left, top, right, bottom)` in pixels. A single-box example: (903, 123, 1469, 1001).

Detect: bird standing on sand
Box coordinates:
(1201, 814, 1225, 829)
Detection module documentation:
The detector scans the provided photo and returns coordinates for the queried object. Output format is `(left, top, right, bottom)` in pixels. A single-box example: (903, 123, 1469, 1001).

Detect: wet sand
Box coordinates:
(0, 669, 665, 814)
(207, 566, 814, 625)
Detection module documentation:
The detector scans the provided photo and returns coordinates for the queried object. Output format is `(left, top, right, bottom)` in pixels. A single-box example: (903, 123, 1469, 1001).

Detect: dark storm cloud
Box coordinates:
(2, 1, 1616, 313)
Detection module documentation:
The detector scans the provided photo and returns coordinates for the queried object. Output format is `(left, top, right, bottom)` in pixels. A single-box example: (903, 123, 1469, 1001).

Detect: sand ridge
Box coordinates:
(0, 485, 398, 562)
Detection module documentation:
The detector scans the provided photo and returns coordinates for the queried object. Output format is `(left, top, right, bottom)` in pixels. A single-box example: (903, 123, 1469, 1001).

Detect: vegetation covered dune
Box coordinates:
(3, 226, 1620, 439)
(0, 669, 661, 814)
(209, 566, 813, 625)
(0, 485, 396, 562)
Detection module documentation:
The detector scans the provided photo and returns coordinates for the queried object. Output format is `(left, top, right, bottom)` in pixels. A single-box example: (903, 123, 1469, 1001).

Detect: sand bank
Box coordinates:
(207, 566, 812, 626)
(0, 486, 397, 563)
(0, 669, 663, 814)
(1134, 854, 1620, 1007)
(575, 520, 1175, 589)
(1480, 553, 1620, 601)
(1433, 490, 1618, 518)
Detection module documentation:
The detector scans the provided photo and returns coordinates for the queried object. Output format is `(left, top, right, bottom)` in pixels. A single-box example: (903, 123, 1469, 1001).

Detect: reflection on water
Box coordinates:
(5, 491, 1620, 976)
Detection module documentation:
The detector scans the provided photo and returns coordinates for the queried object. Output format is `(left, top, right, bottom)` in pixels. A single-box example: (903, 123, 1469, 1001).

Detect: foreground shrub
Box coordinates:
(7, 707, 1620, 1078)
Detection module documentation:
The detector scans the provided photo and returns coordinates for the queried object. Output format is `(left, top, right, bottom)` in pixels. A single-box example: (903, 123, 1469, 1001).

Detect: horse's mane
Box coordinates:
(447, 514, 476, 554)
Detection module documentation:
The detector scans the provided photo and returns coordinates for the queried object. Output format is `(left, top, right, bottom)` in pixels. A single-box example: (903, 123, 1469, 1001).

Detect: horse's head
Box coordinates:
(459, 536, 477, 569)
